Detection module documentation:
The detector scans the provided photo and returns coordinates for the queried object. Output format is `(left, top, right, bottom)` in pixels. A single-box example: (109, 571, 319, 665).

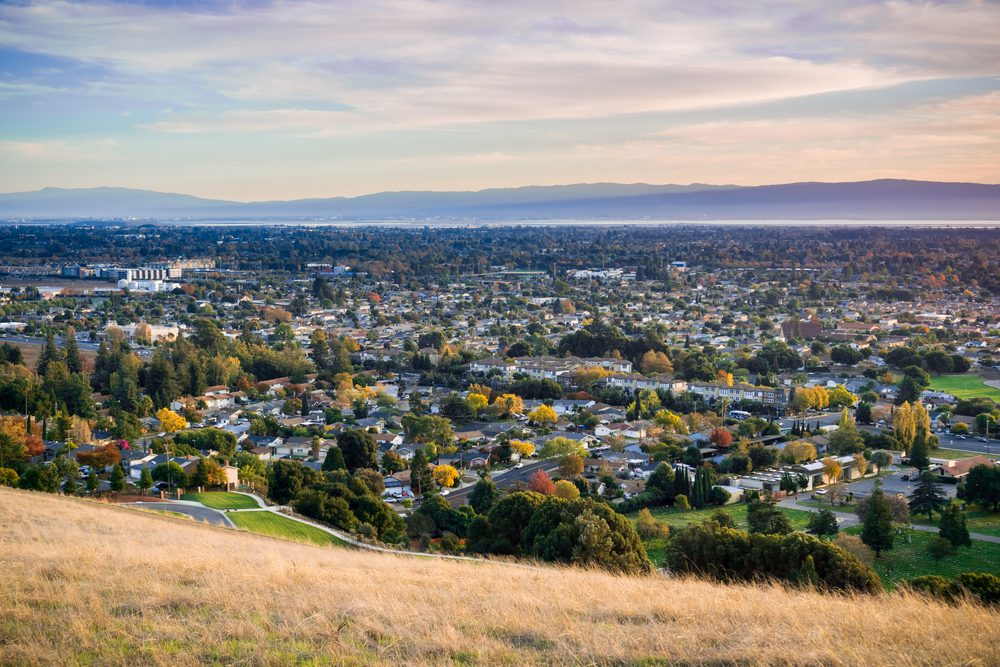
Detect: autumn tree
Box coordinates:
(821, 457, 843, 484)
(640, 350, 673, 374)
(432, 464, 460, 488)
(554, 479, 581, 500)
(491, 393, 524, 418)
(156, 407, 187, 433)
(709, 427, 733, 448)
(559, 453, 584, 479)
(528, 469, 556, 495)
(893, 402, 917, 452)
(509, 439, 535, 459)
(528, 404, 558, 426)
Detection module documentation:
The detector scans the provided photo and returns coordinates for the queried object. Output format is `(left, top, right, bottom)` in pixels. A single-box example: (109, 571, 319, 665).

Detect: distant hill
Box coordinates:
(3, 487, 997, 665)
(0, 179, 998, 221)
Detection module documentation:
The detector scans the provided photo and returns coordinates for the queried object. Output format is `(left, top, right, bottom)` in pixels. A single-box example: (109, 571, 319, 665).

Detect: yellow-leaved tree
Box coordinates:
(491, 394, 524, 418)
(528, 404, 557, 425)
(510, 440, 535, 458)
(432, 464, 460, 488)
(156, 407, 187, 433)
(466, 393, 489, 413)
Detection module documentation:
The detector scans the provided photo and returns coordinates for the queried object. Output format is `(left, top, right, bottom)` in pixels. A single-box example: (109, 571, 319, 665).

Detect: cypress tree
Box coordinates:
(908, 471, 946, 520)
(909, 429, 931, 471)
(322, 446, 346, 472)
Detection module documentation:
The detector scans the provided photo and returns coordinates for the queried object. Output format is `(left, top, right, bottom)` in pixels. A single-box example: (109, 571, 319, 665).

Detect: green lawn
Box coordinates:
(631, 503, 814, 567)
(928, 374, 1000, 402)
(181, 492, 259, 510)
(909, 508, 1000, 539)
(843, 525, 1000, 585)
(931, 448, 1000, 461)
(228, 511, 345, 548)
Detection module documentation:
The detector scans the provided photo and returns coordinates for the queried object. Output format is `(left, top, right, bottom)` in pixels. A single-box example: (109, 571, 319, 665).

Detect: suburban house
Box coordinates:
(931, 456, 996, 484)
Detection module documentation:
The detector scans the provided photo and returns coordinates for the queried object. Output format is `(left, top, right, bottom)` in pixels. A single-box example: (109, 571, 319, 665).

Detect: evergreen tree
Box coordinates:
(63, 326, 83, 375)
(938, 501, 972, 548)
(410, 449, 435, 497)
(747, 494, 793, 535)
(469, 472, 499, 515)
(673, 465, 689, 499)
(908, 471, 946, 520)
(797, 554, 820, 587)
(322, 446, 346, 472)
(336, 429, 378, 472)
(37, 331, 62, 377)
(109, 463, 126, 495)
(861, 481, 894, 558)
(139, 467, 154, 495)
(86, 470, 100, 494)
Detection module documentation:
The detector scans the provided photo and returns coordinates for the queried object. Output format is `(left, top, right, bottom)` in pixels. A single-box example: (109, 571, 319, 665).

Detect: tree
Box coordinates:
(709, 427, 732, 448)
(322, 446, 346, 472)
(554, 479, 581, 500)
(466, 392, 489, 413)
(469, 473, 498, 514)
(807, 508, 839, 536)
(869, 450, 893, 472)
(821, 457, 842, 485)
(190, 457, 226, 488)
(138, 467, 153, 496)
(528, 469, 556, 494)
(380, 450, 404, 474)
(674, 494, 690, 510)
(539, 436, 586, 459)
(490, 393, 524, 418)
(527, 404, 557, 426)
(109, 463, 126, 495)
(635, 507, 668, 539)
(155, 407, 187, 433)
(337, 429, 378, 473)
(86, 469, 100, 494)
(957, 464, 1000, 511)
(747, 494, 793, 535)
(908, 431, 931, 471)
(925, 536, 956, 562)
(410, 449, 435, 497)
(558, 454, 584, 479)
(779, 471, 800, 496)
(432, 464, 460, 488)
(829, 409, 864, 454)
(893, 402, 917, 452)
(938, 501, 972, 548)
(0, 467, 19, 487)
(861, 481, 894, 558)
(509, 439, 535, 459)
(640, 350, 673, 374)
(644, 462, 675, 502)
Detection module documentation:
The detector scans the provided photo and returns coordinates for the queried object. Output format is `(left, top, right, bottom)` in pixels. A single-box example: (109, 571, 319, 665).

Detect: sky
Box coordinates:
(0, 0, 998, 201)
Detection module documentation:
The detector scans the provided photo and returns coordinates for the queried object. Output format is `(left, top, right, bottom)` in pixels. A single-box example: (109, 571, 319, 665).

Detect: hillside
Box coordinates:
(1, 179, 997, 220)
(1, 488, 998, 665)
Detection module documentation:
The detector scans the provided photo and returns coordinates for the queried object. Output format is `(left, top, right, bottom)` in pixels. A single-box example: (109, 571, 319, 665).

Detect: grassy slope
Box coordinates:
(2, 487, 999, 666)
(181, 491, 259, 509)
(229, 511, 345, 547)
(929, 374, 1000, 401)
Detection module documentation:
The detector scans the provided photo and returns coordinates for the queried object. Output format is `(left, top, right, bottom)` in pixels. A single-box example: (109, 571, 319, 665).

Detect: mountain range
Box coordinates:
(0, 179, 997, 221)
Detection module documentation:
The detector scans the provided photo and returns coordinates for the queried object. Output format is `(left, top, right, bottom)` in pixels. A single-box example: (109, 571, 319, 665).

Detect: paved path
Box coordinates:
(126, 501, 235, 527)
(779, 498, 1000, 544)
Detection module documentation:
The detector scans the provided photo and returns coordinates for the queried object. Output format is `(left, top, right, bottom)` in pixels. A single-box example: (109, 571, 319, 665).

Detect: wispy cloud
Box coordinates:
(0, 1, 997, 197)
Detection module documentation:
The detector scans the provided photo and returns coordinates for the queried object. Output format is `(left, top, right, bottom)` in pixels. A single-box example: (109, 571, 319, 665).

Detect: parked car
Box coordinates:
(901, 474, 910, 481)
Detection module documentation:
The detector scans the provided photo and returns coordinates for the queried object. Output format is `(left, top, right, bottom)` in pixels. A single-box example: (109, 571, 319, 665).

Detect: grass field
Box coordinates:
(633, 503, 814, 567)
(228, 511, 344, 547)
(4, 488, 999, 666)
(931, 448, 1000, 461)
(929, 374, 1000, 402)
(843, 525, 1000, 585)
(181, 492, 259, 509)
(908, 508, 1000, 539)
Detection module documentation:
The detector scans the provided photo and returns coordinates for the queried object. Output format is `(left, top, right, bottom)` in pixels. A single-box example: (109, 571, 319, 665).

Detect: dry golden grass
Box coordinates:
(1, 487, 998, 666)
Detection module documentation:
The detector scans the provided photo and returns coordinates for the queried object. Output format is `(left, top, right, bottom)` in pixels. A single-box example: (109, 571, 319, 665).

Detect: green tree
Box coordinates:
(925, 536, 956, 562)
(938, 501, 971, 548)
(86, 469, 100, 494)
(861, 481, 894, 558)
(747, 494, 793, 535)
(806, 508, 839, 536)
(109, 463, 126, 495)
(909, 430, 931, 470)
(410, 449, 435, 497)
(907, 472, 946, 520)
(337, 429, 378, 473)
(469, 472, 499, 515)
(322, 446, 347, 472)
(797, 554, 821, 587)
(139, 467, 154, 495)
(957, 464, 1000, 511)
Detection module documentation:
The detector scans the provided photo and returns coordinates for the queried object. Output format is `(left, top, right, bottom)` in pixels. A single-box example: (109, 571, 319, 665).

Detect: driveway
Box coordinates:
(126, 501, 234, 527)
(847, 469, 958, 500)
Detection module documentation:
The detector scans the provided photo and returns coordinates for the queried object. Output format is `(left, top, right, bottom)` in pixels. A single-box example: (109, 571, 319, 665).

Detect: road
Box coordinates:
(446, 459, 559, 506)
(126, 501, 234, 527)
(0, 334, 103, 352)
(857, 423, 1000, 456)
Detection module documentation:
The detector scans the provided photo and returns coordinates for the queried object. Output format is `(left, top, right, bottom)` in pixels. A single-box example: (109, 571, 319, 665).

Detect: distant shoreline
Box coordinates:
(2, 218, 999, 229)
